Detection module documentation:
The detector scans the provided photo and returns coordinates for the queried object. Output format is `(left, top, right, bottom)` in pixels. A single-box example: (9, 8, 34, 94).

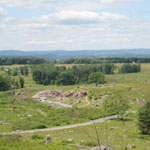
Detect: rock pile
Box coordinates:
(33, 90, 87, 100)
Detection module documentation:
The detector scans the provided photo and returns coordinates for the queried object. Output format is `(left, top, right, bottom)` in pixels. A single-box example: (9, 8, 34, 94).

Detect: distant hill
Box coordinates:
(0, 49, 150, 61)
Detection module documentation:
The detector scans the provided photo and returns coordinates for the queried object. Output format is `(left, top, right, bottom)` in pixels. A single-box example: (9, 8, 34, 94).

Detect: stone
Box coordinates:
(107, 147, 115, 150)
(67, 139, 73, 142)
(11, 90, 15, 95)
(91, 146, 107, 150)
(126, 144, 136, 148)
(109, 127, 114, 130)
(16, 92, 21, 96)
(17, 98, 25, 103)
(46, 135, 51, 144)
(76, 100, 82, 104)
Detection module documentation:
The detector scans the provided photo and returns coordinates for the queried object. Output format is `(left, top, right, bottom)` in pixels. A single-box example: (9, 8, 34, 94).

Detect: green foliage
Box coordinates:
(34, 124, 47, 129)
(88, 72, 105, 86)
(31, 134, 44, 139)
(81, 140, 98, 147)
(63, 57, 150, 64)
(138, 101, 150, 135)
(120, 63, 141, 73)
(19, 77, 24, 88)
(20, 66, 29, 76)
(104, 95, 129, 118)
(0, 73, 25, 91)
(0, 57, 46, 65)
(32, 64, 115, 85)
(0, 74, 12, 91)
(57, 71, 75, 85)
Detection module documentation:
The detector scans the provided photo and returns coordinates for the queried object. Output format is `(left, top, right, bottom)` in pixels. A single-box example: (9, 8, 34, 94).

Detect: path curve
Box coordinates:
(79, 95, 90, 108)
(0, 115, 118, 135)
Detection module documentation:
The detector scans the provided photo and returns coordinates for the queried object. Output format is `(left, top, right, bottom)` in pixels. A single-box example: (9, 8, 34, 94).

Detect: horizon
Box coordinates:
(1, 48, 150, 52)
(0, 0, 150, 50)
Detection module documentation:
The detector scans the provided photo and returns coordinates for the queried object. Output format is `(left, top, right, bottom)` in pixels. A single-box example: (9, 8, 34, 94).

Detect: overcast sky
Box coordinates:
(0, 0, 150, 51)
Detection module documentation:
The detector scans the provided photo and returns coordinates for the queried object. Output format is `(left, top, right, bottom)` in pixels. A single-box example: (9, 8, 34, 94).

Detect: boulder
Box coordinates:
(46, 135, 51, 144)
(126, 144, 136, 148)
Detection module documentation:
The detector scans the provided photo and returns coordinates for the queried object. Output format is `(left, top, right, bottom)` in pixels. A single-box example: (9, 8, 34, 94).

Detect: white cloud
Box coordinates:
(0, 0, 144, 9)
(0, 0, 149, 50)
(0, 0, 68, 9)
(100, 0, 144, 5)
(54, 10, 128, 24)
(0, 7, 7, 16)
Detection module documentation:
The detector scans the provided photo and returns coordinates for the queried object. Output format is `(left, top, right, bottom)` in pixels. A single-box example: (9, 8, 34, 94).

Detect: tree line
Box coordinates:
(120, 63, 141, 73)
(0, 58, 46, 65)
(0, 66, 29, 76)
(32, 63, 141, 85)
(0, 74, 24, 91)
(32, 64, 114, 85)
(62, 57, 150, 64)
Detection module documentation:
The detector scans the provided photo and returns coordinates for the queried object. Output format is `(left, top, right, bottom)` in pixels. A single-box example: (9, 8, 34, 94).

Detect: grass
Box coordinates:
(0, 63, 150, 149)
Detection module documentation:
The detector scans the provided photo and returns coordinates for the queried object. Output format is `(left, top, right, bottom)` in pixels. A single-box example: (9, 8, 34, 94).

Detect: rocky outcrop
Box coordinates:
(33, 90, 88, 100)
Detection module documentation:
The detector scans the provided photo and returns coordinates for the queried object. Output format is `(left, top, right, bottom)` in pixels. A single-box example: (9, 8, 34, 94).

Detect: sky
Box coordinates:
(0, 0, 150, 51)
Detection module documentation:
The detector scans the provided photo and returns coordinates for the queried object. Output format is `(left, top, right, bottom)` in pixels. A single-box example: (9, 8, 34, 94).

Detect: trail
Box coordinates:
(0, 115, 118, 135)
(79, 95, 90, 108)
(85, 95, 90, 105)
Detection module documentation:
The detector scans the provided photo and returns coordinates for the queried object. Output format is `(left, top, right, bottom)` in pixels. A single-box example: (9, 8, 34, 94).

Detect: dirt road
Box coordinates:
(1, 115, 118, 135)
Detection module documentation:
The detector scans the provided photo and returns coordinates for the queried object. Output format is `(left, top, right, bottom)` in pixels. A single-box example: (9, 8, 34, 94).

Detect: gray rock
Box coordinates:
(107, 147, 115, 150)
(109, 127, 114, 130)
(126, 144, 136, 148)
(11, 90, 15, 95)
(46, 135, 51, 144)
(67, 139, 73, 142)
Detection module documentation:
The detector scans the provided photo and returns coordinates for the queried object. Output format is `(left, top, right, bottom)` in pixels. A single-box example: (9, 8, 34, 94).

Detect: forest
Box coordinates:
(62, 57, 150, 64)
(32, 63, 141, 85)
(0, 58, 46, 65)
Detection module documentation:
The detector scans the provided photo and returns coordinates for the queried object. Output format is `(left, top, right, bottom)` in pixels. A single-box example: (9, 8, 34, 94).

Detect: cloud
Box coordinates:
(0, 7, 7, 16)
(0, 0, 68, 9)
(0, 0, 144, 9)
(54, 10, 128, 24)
(0, 0, 149, 50)
(100, 0, 144, 5)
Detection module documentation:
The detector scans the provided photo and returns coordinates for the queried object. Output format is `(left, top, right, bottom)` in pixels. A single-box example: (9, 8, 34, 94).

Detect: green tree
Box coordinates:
(104, 95, 129, 119)
(138, 101, 150, 135)
(19, 77, 24, 88)
(88, 72, 105, 86)
(58, 71, 75, 85)
(0, 74, 11, 91)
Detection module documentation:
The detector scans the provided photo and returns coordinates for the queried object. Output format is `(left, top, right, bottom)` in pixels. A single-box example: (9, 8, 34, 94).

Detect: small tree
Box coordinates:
(138, 101, 150, 135)
(58, 71, 75, 85)
(104, 95, 129, 119)
(0, 74, 11, 91)
(19, 77, 24, 88)
(88, 72, 105, 86)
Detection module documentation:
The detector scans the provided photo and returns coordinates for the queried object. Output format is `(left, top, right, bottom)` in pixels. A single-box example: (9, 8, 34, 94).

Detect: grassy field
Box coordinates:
(0, 63, 150, 149)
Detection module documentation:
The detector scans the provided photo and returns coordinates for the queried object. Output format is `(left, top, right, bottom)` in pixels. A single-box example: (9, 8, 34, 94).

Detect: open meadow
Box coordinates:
(0, 63, 150, 150)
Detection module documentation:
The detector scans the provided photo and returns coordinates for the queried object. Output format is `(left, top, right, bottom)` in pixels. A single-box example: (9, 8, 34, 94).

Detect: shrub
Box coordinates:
(34, 124, 47, 129)
(31, 134, 44, 139)
(138, 101, 150, 135)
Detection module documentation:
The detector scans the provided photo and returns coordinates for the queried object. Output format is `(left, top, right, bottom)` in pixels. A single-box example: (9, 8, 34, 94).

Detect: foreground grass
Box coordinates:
(0, 114, 150, 150)
(0, 63, 150, 149)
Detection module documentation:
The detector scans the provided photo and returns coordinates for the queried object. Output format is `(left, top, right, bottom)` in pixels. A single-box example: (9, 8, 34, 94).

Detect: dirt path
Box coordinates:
(0, 115, 118, 135)
(85, 95, 90, 105)
(79, 95, 90, 108)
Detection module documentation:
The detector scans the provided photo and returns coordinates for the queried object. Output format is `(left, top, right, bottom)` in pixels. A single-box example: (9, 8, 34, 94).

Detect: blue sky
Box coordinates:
(0, 0, 150, 51)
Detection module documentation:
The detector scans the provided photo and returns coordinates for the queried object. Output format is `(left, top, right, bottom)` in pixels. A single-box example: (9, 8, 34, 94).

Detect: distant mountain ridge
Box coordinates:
(0, 49, 150, 61)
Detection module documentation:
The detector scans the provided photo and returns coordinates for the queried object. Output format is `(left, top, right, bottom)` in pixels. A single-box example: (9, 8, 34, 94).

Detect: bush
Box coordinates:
(138, 101, 150, 135)
(31, 134, 44, 139)
(120, 63, 141, 73)
(81, 140, 98, 147)
(34, 124, 47, 129)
